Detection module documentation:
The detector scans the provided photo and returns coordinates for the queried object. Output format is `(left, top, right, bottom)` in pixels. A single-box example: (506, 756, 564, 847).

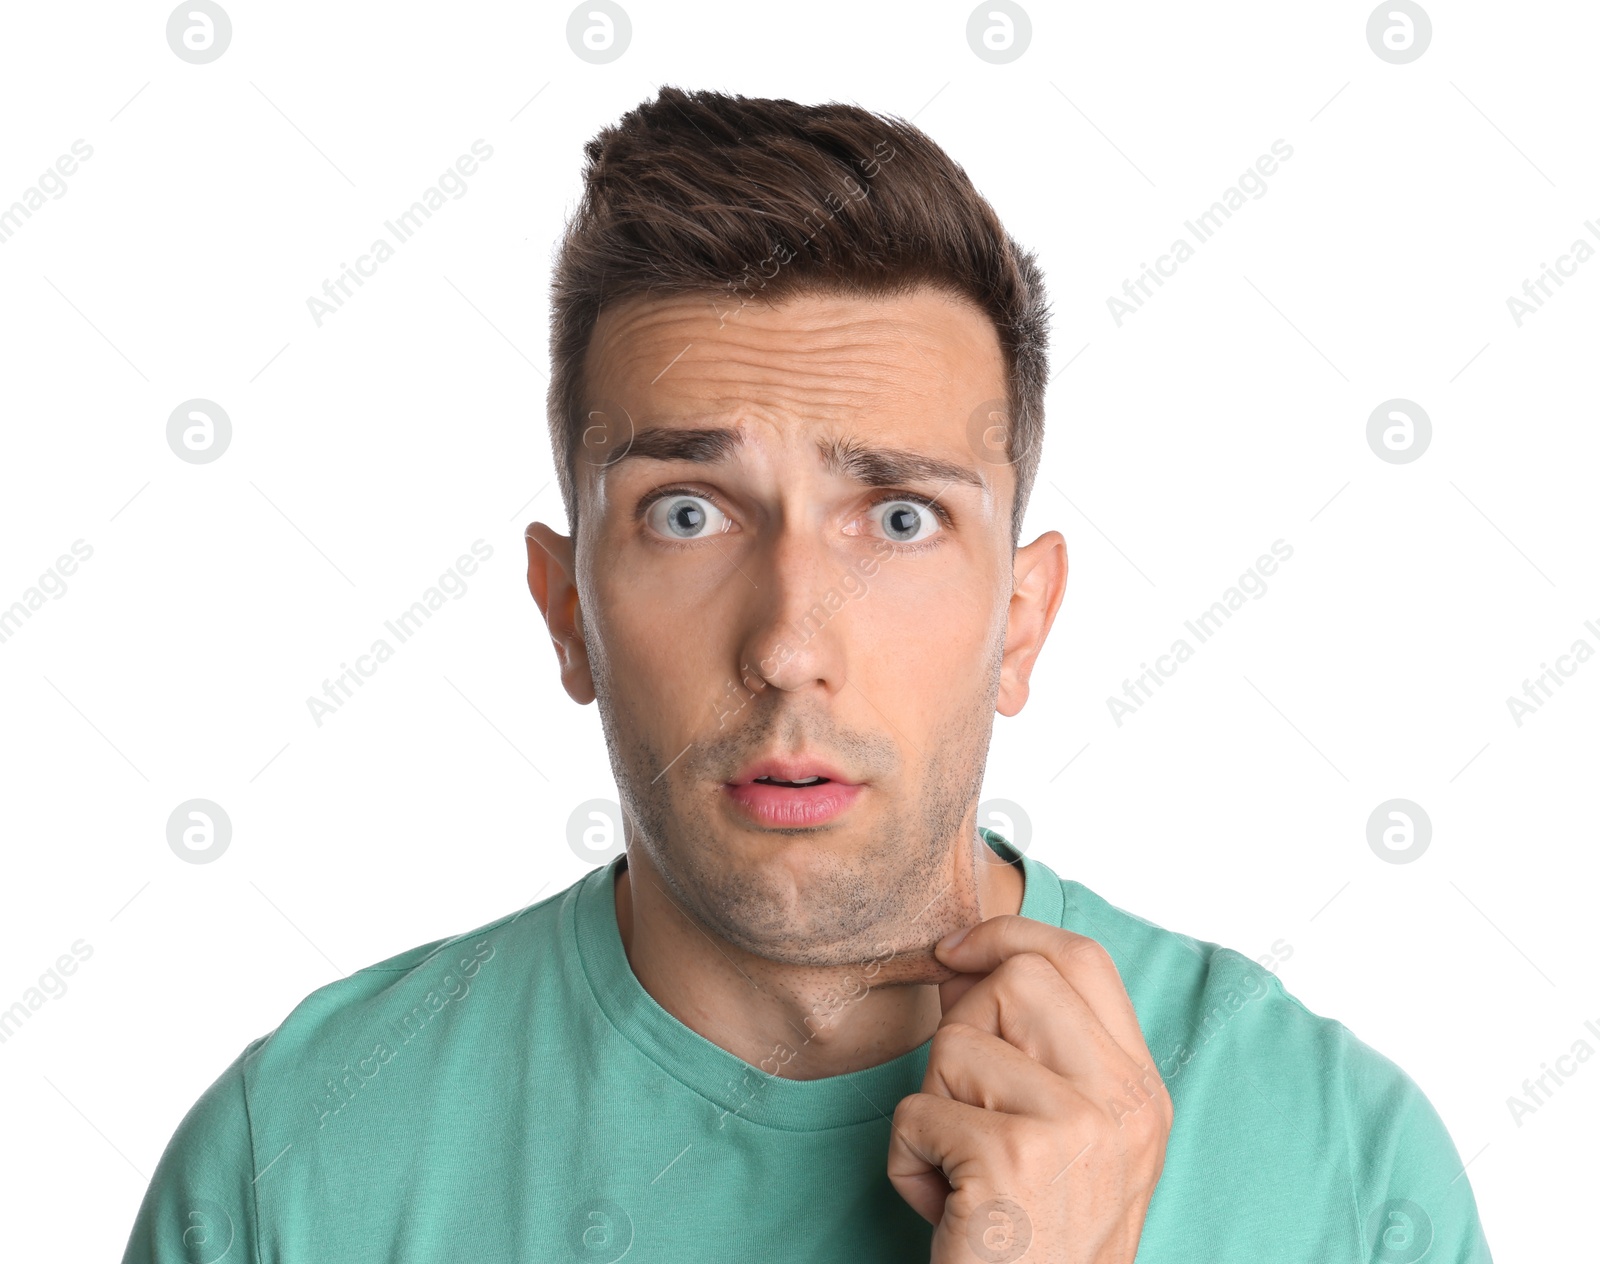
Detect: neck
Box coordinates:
(611, 833, 1025, 1081)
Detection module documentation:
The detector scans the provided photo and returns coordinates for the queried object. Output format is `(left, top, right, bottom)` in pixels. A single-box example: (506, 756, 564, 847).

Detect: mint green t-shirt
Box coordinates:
(121, 832, 1493, 1262)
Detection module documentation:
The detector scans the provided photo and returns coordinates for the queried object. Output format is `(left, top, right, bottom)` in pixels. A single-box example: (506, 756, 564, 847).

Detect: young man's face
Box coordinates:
(528, 286, 1064, 974)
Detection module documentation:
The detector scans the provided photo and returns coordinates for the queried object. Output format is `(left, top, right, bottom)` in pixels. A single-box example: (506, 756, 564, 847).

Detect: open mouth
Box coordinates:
(725, 763, 862, 827)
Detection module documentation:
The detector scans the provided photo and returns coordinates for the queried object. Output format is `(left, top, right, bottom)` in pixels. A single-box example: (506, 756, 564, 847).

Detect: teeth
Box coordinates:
(755, 775, 825, 786)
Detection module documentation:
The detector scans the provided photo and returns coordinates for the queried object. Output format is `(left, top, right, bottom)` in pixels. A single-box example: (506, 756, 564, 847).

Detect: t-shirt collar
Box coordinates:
(572, 827, 1059, 1131)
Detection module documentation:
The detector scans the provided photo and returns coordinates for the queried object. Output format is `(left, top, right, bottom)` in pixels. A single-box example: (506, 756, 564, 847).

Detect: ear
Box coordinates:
(997, 530, 1067, 717)
(526, 522, 596, 705)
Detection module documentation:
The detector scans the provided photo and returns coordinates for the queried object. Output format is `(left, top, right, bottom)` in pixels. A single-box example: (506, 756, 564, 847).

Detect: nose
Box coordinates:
(735, 518, 853, 697)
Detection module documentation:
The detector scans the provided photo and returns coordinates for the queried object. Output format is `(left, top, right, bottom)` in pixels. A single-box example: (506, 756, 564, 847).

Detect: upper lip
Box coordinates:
(727, 755, 859, 786)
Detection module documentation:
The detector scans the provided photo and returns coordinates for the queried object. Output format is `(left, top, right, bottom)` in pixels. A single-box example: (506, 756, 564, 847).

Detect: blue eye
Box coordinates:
(646, 494, 728, 539)
(876, 499, 940, 544)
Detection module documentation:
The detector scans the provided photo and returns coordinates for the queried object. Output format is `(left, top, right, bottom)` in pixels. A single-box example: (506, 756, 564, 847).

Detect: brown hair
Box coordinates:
(545, 85, 1051, 544)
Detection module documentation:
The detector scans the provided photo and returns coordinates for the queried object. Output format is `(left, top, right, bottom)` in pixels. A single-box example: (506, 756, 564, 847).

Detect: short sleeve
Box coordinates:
(1339, 1031, 1494, 1263)
(120, 1041, 262, 1264)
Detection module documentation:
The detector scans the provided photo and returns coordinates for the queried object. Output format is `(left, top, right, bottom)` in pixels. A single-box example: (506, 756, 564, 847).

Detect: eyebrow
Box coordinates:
(819, 434, 985, 492)
(603, 425, 985, 492)
(603, 425, 743, 468)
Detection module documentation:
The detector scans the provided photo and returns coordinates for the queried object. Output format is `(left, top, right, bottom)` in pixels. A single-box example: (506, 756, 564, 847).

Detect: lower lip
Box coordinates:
(723, 780, 864, 828)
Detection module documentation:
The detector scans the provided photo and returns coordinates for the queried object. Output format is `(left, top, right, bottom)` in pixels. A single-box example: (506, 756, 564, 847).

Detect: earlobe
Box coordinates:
(525, 522, 597, 705)
(996, 530, 1068, 718)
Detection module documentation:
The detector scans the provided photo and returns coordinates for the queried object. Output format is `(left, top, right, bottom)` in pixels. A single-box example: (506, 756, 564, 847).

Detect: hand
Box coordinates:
(887, 915, 1172, 1263)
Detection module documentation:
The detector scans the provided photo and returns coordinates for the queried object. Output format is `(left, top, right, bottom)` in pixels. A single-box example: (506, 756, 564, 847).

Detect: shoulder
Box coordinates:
(1054, 874, 1430, 1109)
(161, 885, 572, 1160)
(239, 883, 573, 1092)
(122, 883, 580, 1261)
(1053, 876, 1492, 1259)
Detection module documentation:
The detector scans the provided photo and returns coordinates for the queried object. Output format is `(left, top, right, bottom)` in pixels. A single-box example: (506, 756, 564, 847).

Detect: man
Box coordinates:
(122, 87, 1492, 1262)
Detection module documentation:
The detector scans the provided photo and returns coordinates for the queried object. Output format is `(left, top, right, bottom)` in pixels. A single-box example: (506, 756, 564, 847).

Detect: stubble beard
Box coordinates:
(588, 636, 1004, 983)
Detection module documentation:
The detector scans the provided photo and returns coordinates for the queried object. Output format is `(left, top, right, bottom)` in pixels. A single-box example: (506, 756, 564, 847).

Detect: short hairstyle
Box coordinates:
(546, 85, 1051, 545)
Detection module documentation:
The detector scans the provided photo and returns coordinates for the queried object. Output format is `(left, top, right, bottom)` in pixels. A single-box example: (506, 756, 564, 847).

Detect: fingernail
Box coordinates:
(937, 926, 969, 953)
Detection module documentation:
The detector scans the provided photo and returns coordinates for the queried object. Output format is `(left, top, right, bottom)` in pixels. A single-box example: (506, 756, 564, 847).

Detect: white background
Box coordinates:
(1, 1, 1594, 1258)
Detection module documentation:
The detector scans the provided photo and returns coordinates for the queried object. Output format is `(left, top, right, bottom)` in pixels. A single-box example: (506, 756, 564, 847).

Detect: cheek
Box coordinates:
(848, 567, 996, 676)
(591, 569, 739, 708)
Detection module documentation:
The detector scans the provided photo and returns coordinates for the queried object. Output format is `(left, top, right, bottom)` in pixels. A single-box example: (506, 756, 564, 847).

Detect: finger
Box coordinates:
(922, 1019, 1079, 1119)
(887, 1090, 1010, 1227)
(940, 950, 1145, 1088)
(937, 915, 1150, 1062)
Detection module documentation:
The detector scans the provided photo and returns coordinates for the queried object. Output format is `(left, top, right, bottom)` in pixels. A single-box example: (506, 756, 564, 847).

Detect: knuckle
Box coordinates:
(892, 1091, 928, 1127)
(1063, 936, 1116, 974)
(933, 1018, 971, 1042)
(1124, 1090, 1173, 1152)
(1122, 1099, 1161, 1141)
(1043, 1077, 1082, 1121)
(998, 1119, 1059, 1174)
(929, 1021, 977, 1058)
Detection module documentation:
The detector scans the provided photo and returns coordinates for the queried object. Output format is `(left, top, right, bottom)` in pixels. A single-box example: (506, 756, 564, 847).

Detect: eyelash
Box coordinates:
(635, 485, 953, 549)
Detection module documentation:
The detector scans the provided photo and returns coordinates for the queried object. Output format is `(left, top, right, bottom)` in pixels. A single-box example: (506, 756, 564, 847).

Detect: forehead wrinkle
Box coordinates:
(593, 300, 975, 400)
(583, 290, 1007, 505)
(618, 338, 951, 405)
